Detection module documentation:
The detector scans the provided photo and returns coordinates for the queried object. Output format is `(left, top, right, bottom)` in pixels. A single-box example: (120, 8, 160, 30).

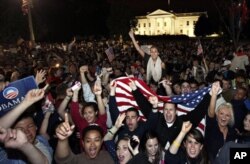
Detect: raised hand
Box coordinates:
(56, 113, 75, 140)
(114, 113, 126, 129)
(0, 81, 9, 92)
(4, 129, 29, 150)
(211, 81, 222, 96)
(66, 88, 73, 97)
(148, 96, 158, 108)
(71, 81, 81, 92)
(159, 79, 172, 88)
(128, 79, 137, 91)
(181, 121, 192, 134)
(109, 80, 117, 96)
(94, 80, 102, 96)
(24, 89, 45, 105)
(79, 65, 88, 74)
(35, 69, 47, 85)
(128, 135, 140, 155)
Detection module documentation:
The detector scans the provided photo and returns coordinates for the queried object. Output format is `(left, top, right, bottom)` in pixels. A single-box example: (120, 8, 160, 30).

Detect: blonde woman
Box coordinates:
(205, 102, 237, 163)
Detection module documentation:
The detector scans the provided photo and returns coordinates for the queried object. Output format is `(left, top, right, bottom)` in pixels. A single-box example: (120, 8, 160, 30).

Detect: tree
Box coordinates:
(212, 0, 249, 48)
(106, 0, 136, 37)
(194, 14, 214, 37)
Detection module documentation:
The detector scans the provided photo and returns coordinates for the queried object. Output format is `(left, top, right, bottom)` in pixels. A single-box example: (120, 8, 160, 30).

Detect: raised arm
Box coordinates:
(184, 82, 221, 127)
(128, 29, 145, 57)
(160, 79, 173, 96)
(169, 121, 192, 154)
(202, 56, 209, 74)
(39, 111, 52, 140)
(129, 79, 152, 118)
(208, 81, 221, 118)
(109, 81, 120, 124)
(57, 88, 73, 123)
(104, 113, 126, 141)
(68, 37, 76, 52)
(0, 89, 45, 129)
(1, 126, 50, 164)
(79, 65, 96, 102)
(93, 78, 106, 115)
(55, 113, 75, 159)
(35, 69, 47, 86)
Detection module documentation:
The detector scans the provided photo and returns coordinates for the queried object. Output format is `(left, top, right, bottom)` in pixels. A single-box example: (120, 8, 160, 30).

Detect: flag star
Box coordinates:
(187, 94, 190, 97)
(195, 90, 198, 93)
(198, 96, 201, 99)
(181, 94, 185, 97)
(183, 98, 186, 101)
(178, 98, 182, 100)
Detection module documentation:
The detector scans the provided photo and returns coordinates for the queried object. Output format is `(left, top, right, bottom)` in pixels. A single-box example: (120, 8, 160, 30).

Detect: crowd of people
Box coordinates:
(0, 29, 250, 164)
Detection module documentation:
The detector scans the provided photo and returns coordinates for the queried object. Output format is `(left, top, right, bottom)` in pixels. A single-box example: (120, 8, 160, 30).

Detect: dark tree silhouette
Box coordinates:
(106, 0, 136, 37)
(194, 14, 214, 37)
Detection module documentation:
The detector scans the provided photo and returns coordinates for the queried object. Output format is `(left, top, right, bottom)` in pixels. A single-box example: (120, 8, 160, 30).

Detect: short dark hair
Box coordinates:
(82, 124, 103, 140)
(83, 102, 99, 113)
(164, 102, 177, 109)
(185, 129, 204, 144)
(13, 112, 35, 128)
(126, 107, 139, 117)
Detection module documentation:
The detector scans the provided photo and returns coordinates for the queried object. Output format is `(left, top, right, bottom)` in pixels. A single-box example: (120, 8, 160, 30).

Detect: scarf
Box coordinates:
(146, 56, 162, 83)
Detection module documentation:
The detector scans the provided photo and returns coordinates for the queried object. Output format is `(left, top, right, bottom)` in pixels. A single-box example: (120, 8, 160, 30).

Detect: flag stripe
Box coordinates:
(114, 77, 210, 134)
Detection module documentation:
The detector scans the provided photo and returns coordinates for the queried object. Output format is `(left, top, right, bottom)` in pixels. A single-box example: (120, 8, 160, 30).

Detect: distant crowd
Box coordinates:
(0, 29, 250, 164)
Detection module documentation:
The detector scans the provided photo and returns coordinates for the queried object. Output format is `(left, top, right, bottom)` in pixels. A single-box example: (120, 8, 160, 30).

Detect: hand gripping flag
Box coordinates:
(114, 77, 211, 133)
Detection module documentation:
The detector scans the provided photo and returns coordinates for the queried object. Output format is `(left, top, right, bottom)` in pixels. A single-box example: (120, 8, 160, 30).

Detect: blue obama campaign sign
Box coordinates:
(0, 76, 38, 116)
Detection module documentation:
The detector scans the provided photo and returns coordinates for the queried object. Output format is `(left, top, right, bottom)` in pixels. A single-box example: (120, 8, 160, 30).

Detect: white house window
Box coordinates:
(180, 29, 183, 34)
(187, 21, 189, 26)
(144, 23, 146, 27)
(164, 22, 167, 26)
(149, 23, 151, 27)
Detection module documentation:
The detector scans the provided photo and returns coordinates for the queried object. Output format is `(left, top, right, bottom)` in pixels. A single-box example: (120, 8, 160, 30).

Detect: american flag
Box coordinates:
(105, 47, 115, 62)
(114, 77, 211, 133)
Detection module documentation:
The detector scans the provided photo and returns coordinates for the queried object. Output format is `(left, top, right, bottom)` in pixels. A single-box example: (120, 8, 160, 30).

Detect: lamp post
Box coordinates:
(22, 0, 35, 43)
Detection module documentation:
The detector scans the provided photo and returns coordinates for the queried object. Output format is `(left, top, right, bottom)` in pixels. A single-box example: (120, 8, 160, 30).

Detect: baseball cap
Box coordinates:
(222, 60, 231, 66)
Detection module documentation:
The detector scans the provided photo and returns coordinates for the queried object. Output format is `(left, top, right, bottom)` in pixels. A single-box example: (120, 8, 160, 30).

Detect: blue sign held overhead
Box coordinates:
(0, 76, 38, 117)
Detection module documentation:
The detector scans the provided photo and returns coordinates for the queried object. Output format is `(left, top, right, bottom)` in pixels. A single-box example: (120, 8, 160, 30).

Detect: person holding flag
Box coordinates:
(113, 77, 221, 151)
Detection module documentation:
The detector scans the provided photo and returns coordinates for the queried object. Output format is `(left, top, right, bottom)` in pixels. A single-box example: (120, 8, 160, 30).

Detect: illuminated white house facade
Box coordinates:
(135, 9, 206, 37)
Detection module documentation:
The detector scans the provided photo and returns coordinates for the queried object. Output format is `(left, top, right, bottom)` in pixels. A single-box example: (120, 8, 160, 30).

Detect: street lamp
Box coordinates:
(21, 0, 35, 43)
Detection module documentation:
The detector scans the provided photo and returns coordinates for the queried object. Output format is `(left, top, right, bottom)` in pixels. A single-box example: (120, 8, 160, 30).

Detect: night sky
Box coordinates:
(0, 0, 248, 42)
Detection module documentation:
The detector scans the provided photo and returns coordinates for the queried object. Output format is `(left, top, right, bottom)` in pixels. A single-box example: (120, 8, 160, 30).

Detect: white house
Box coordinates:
(135, 9, 207, 37)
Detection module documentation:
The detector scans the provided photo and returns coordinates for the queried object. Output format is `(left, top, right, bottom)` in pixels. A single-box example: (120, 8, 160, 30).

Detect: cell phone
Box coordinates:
(130, 138, 139, 149)
(71, 81, 81, 91)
